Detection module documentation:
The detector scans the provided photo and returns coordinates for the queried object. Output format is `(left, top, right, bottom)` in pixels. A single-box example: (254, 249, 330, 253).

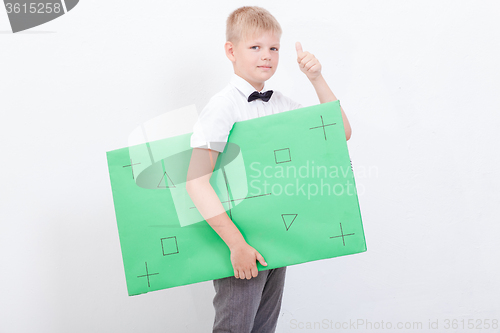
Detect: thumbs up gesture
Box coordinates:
(295, 42, 322, 81)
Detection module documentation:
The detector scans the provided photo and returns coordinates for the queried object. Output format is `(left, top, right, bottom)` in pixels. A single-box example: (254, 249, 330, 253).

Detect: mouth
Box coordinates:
(258, 66, 272, 69)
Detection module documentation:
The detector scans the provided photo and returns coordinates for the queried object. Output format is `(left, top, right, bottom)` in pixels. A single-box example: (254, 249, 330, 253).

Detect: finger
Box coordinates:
(256, 252, 267, 266)
(301, 53, 314, 65)
(243, 267, 252, 280)
(234, 270, 239, 279)
(296, 42, 307, 63)
(251, 266, 259, 278)
(297, 51, 310, 64)
(295, 41, 303, 55)
(307, 63, 321, 73)
(298, 53, 313, 68)
(238, 270, 245, 280)
(304, 58, 318, 71)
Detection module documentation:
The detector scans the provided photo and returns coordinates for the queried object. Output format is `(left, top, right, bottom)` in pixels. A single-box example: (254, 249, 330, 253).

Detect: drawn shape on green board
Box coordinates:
(160, 237, 179, 256)
(329, 222, 356, 246)
(136, 262, 159, 288)
(282, 214, 298, 231)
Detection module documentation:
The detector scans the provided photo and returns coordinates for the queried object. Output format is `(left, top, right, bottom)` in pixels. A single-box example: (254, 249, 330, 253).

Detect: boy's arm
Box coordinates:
(296, 42, 352, 141)
(186, 147, 267, 279)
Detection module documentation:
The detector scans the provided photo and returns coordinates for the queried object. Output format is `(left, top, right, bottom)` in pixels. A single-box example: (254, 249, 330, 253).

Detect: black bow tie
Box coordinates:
(248, 90, 273, 102)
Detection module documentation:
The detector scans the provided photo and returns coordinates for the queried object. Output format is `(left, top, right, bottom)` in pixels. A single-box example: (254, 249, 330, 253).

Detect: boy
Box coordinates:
(186, 6, 351, 333)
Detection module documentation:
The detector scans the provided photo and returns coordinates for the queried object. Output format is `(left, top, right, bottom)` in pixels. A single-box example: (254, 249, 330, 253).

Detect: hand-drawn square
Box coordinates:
(274, 148, 291, 164)
(161, 236, 179, 256)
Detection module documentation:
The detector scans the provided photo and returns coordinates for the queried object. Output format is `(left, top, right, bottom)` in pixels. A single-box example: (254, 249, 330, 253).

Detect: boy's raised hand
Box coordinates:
(296, 41, 322, 81)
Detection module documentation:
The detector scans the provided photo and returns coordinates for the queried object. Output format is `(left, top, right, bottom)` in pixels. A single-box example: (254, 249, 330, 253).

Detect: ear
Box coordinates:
(225, 41, 236, 63)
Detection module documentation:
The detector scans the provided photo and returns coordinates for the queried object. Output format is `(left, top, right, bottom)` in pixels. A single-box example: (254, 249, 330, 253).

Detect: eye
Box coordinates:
(271, 47, 279, 51)
(251, 46, 259, 50)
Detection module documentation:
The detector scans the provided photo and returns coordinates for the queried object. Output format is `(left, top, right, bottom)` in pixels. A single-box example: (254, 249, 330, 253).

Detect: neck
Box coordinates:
(234, 73, 264, 91)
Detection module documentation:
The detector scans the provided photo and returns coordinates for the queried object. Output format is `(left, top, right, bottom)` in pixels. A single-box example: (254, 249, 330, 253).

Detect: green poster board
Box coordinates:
(106, 100, 366, 296)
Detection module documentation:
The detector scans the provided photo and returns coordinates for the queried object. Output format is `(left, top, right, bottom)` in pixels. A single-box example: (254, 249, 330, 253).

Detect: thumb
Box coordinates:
(256, 251, 268, 266)
(295, 41, 303, 55)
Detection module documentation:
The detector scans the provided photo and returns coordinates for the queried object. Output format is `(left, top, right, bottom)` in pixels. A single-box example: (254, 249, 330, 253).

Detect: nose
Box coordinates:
(261, 49, 271, 60)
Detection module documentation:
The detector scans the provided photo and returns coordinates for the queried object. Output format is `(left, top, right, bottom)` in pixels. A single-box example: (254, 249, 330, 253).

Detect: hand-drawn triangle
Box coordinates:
(157, 171, 176, 188)
(281, 214, 298, 231)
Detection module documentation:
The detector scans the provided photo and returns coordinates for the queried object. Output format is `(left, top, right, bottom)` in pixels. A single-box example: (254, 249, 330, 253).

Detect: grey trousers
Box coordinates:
(212, 266, 287, 333)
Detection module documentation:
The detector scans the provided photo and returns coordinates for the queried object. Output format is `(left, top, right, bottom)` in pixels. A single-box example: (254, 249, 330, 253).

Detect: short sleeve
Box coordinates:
(288, 97, 303, 111)
(273, 91, 303, 112)
(190, 96, 236, 153)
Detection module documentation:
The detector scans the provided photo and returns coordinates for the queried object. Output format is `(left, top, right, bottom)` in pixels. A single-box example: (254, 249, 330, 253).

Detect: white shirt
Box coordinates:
(190, 73, 303, 152)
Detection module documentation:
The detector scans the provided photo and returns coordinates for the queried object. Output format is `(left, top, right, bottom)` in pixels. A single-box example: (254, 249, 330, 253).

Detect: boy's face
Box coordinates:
(226, 30, 280, 91)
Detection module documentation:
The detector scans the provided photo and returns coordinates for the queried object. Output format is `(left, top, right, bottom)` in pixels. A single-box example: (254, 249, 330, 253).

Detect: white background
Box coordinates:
(1, 1, 499, 332)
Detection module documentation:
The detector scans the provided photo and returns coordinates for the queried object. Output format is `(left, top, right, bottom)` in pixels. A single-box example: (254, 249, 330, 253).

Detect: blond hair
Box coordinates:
(226, 6, 282, 45)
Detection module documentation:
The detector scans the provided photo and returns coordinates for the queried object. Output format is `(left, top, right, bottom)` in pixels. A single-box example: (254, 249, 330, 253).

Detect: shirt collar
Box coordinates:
(230, 73, 269, 100)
